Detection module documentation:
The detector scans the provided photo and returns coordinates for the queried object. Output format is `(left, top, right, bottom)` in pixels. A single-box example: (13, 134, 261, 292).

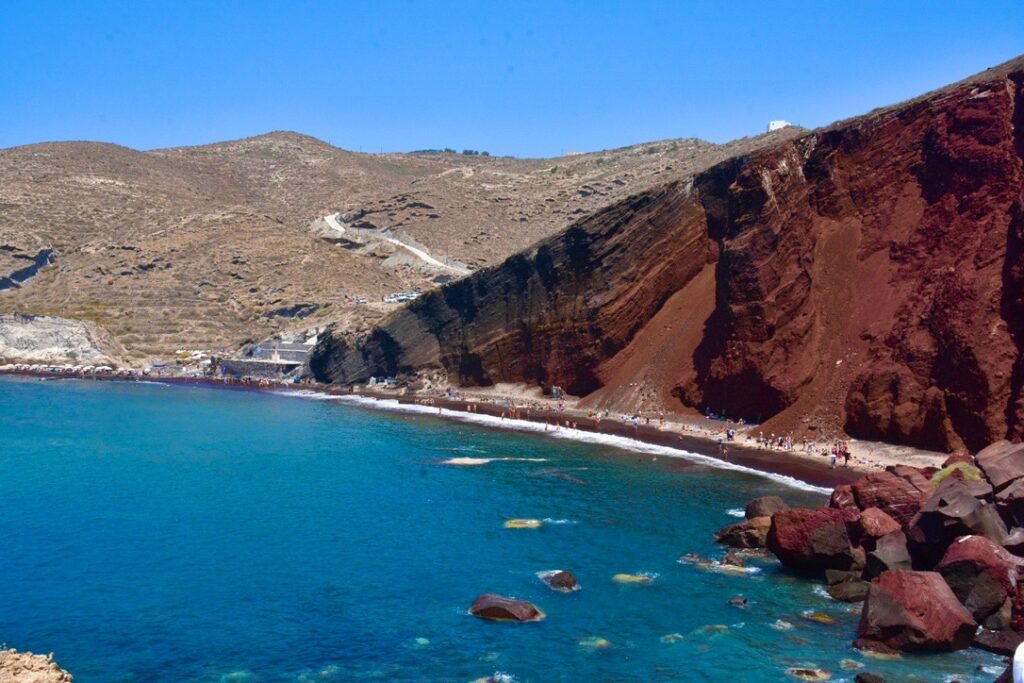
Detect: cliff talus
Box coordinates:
(311, 57, 1024, 452)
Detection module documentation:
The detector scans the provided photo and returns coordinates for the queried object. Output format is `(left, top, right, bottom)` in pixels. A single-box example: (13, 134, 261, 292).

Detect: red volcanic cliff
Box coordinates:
(310, 56, 1024, 453)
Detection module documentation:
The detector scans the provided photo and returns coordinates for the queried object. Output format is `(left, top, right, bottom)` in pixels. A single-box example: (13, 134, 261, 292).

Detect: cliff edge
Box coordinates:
(310, 56, 1024, 453)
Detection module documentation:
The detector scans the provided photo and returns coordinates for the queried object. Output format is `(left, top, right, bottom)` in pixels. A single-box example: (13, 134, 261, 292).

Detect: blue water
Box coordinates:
(0, 377, 1004, 682)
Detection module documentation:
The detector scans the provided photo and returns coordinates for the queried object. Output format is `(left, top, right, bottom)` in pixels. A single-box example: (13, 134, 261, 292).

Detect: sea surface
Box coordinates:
(0, 376, 1004, 682)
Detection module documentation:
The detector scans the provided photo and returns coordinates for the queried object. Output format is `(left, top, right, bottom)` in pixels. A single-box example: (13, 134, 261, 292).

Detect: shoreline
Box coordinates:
(0, 369, 878, 491)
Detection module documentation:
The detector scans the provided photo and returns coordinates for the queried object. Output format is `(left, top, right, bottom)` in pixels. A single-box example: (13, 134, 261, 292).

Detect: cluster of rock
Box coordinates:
(0, 649, 73, 683)
(716, 440, 1024, 665)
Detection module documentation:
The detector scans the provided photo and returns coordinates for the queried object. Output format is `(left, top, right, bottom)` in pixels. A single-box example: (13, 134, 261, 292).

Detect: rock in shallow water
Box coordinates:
(745, 495, 788, 519)
(536, 569, 579, 592)
(715, 516, 772, 548)
(767, 507, 861, 576)
(469, 594, 545, 622)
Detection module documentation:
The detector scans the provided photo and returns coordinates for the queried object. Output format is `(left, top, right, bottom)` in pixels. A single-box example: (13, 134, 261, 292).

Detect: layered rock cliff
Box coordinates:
(310, 56, 1024, 453)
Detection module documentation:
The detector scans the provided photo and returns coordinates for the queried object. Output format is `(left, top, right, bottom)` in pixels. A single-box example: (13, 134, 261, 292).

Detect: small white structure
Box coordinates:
(768, 120, 792, 132)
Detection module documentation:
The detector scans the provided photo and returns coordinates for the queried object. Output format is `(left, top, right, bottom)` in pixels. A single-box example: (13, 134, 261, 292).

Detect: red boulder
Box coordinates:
(469, 594, 545, 622)
(715, 516, 772, 549)
(851, 471, 931, 527)
(829, 484, 857, 509)
(745, 495, 788, 519)
(858, 507, 902, 545)
(856, 570, 977, 652)
(767, 507, 861, 576)
(936, 535, 1022, 628)
(976, 440, 1024, 491)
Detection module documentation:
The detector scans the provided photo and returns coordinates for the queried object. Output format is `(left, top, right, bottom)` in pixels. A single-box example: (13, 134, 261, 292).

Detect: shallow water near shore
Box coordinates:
(0, 377, 1003, 681)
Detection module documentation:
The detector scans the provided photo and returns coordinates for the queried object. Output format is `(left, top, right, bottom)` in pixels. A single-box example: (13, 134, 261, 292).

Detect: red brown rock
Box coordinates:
(311, 57, 1024, 454)
(858, 508, 902, 544)
(766, 507, 860, 576)
(715, 516, 772, 549)
(538, 570, 579, 592)
(976, 440, 1024, 491)
(829, 484, 857, 509)
(907, 476, 1009, 567)
(469, 594, 545, 622)
(856, 570, 977, 652)
(936, 535, 1022, 627)
(745, 495, 788, 519)
(865, 531, 913, 578)
(851, 471, 930, 528)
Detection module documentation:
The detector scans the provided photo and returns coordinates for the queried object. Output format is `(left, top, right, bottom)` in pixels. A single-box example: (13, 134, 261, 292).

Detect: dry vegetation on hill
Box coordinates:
(0, 128, 798, 360)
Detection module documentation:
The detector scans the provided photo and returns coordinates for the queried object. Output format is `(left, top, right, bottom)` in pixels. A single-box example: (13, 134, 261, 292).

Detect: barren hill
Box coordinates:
(0, 128, 797, 360)
(309, 55, 1024, 453)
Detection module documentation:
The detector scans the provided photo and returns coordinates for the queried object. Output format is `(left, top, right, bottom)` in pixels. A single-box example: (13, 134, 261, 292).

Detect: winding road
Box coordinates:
(324, 213, 470, 276)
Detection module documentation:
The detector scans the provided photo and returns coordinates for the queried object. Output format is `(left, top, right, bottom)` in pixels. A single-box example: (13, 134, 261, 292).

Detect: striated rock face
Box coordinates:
(0, 649, 73, 683)
(310, 56, 1024, 452)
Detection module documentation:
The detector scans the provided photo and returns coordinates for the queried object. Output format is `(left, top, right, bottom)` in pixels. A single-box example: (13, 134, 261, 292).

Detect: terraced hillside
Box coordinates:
(0, 129, 799, 361)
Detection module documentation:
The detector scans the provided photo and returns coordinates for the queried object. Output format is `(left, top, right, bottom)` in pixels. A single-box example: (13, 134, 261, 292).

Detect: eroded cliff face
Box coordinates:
(311, 58, 1024, 453)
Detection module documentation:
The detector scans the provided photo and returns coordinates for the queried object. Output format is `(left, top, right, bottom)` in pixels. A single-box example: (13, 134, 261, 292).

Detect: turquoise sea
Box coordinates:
(0, 376, 1004, 681)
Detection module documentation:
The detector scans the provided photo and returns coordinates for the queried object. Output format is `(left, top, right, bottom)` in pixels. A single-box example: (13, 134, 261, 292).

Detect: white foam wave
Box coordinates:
(274, 391, 831, 494)
(727, 508, 745, 518)
(541, 518, 576, 525)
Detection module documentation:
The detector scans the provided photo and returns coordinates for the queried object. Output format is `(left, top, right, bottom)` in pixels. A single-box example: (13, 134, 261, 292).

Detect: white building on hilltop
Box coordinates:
(768, 120, 792, 132)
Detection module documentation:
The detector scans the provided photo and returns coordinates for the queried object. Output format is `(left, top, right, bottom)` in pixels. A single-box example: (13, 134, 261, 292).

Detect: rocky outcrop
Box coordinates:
(855, 570, 976, 653)
(0, 314, 119, 364)
(936, 535, 1021, 628)
(310, 56, 1024, 452)
(745, 495, 788, 519)
(766, 507, 861, 576)
(0, 649, 73, 682)
(469, 594, 545, 622)
(715, 515, 771, 549)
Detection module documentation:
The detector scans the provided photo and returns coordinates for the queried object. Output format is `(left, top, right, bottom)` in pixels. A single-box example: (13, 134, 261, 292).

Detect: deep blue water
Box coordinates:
(0, 376, 1004, 682)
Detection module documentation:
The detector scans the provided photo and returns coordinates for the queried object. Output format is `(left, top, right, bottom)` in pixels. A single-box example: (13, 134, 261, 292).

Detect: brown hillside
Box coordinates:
(0, 129, 797, 359)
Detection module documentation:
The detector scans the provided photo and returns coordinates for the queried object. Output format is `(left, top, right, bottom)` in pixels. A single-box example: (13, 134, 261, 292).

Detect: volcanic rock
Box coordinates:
(469, 594, 544, 622)
(854, 675, 886, 683)
(865, 531, 913, 579)
(907, 477, 1009, 567)
(537, 570, 579, 592)
(851, 471, 931, 528)
(856, 570, 976, 652)
(311, 58, 1024, 454)
(936, 535, 1021, 626)
(976, 441, 1024, 491)
(973, 628, 1024, 655)
(745, 496, 788, 519)
(767, 507, 860, 576)
(829, 485, 857, 510)
(715, 516, 772, 549)
(857, 508, 902, 546)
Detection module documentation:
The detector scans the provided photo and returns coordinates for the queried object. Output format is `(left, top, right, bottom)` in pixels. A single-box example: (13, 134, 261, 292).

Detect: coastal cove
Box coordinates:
(0, 376, 1004, 681)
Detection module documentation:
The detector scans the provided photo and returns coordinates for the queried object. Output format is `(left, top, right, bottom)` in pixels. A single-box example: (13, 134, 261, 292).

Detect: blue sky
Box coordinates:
(1, 1, 1021, 157)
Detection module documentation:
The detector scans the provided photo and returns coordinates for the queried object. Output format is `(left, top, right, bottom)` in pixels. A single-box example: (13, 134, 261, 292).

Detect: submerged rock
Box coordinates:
(801, 611, 837, 625)
(856, 570, 976, 652)
(577, 636, 612, 650)
(0, 649, 73, 683)
(536, 569, 579, 592)
(612, 572, 655, 584)
(785, 667, 831, 681)
(503, 518, 542, 529)
(469, 594, 545, 622)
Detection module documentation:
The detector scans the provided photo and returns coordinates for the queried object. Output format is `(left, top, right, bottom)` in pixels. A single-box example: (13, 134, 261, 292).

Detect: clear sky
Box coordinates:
(2, 1, 1021, 157)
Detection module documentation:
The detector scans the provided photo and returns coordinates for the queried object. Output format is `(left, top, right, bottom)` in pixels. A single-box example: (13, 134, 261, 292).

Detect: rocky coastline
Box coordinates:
(716, 441, 1024, 680)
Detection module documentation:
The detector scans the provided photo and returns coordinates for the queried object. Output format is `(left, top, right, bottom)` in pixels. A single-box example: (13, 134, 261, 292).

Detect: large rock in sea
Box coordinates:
(976, 440, 1024, 491)
(0, 649, 73, 683)
(745, 496, 788, 519)
(936, 534, 1022, 628)
(715, 516, 772, 549)
(469, 594, 545, 622)
(907, 476, 1008, 567)
(767, 507, 861, 576)
(850, 470, 932, 528)
(856, 570, 977, 652)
